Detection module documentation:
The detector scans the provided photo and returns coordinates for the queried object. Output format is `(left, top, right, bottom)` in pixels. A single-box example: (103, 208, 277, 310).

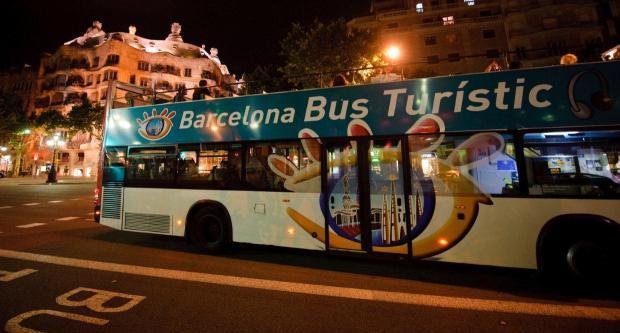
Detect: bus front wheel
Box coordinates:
(189, 206, 231, 253)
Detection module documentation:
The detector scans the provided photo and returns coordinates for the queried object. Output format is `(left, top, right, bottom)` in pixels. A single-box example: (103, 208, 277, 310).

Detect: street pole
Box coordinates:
(46, 146, 57, 183)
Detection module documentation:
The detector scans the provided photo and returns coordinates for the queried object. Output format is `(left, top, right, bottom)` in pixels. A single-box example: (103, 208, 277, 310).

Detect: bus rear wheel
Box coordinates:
(189, 206, 230, 253)
(542, 232, 615, 284)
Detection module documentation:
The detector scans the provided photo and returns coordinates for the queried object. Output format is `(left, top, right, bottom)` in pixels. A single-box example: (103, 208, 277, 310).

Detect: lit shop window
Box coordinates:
(464, 0, 475, 6)
(416, 3, 424, 13)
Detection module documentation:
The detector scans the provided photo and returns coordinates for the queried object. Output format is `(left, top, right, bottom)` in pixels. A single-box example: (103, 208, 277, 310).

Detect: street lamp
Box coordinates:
(45, 133, 65, 183)
(385, 46, 404, 80)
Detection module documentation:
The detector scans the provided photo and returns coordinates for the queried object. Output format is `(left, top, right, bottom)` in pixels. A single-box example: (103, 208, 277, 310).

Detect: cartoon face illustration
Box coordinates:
(269, 115, 504, 258)
(136, 108, 176, 141)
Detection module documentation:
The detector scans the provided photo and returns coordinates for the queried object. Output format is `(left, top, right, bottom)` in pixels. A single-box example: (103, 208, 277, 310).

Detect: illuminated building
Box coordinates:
(25, 21, 238, 178)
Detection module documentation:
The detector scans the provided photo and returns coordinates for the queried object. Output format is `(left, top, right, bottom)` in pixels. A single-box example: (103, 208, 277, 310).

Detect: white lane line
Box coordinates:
(0, 249, 617, 321)
(22, 203, 40, 206)
(16, 223, 46, 229)
(0, 206, 12, 209)
(56, 216, 80, 221)
(70, 198, 82, 201)
(48, 200, 63, 203)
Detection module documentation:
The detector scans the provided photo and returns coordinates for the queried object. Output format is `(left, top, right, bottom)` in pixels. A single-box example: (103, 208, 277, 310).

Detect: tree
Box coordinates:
(34, 95, 103, 139)
(0, 93, 33, 176)
(279, 19, 384, 89)
(65, 95, 103, 140)
(242, 65, 294, 95)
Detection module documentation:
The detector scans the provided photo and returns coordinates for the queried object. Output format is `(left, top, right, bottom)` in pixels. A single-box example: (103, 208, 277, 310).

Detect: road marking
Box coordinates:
(0, 206, 12, 209)
(16, 223, 46, 229)
(56, 217, 79, 221)
(48, 200, 63, 203)
(70, 198, 82, 201)
(0, 249, 617, 321)
(22, 203, 40, 206)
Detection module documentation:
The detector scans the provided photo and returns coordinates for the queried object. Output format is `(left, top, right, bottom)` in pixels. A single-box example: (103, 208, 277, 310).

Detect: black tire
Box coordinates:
(189, 206, 231, 253)
(541, 232, 616, 284)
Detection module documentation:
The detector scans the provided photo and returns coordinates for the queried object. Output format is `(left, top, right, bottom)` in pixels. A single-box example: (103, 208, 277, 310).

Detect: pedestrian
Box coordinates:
(560, 53, 578, 65)
(332, 74, 349, 87)
(174, 85, 187, 102)
(192, 79, 211, 100)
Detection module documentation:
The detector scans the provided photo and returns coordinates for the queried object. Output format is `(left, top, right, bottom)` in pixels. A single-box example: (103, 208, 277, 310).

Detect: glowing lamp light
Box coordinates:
(176, 220, 183, 226)
(385, 46, 401, 60)
(287, 227, 295, 235)
(250, 123, 259, 129)
(0, 147, 7, 152)
(437, 238, 449, 247)
(210, 125, 219, 132)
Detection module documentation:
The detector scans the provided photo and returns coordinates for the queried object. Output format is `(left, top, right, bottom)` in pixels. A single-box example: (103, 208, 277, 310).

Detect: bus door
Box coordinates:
(322, 137, 413, 256)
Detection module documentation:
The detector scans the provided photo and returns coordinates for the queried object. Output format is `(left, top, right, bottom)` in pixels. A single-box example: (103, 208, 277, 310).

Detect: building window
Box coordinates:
(416, 2, 424, 13)
(445, 33, 457, 43)
(78, 152, 85, 162)
(139, 78, 151, 87)
(96, 74, 101, 84)
(427, 55, 439, 64)
(138, 61, 150, 71)
(482, 29, 496, 39)
(103, 70, 118, 82)
(442, 16, 455, 25)
(486, 49, 500, 58)
(86, 75, 93, 86)
(543, 17, 559, 29)
(56, 75, 67, 87)
(448, 53, 460, 62)
(130, 75, 136, 85)
(464, 0, 475, 5)
(184, 68, 192, 77)
(106, 54, 120, 65)
(425, 36, 437, 45)
(92, 57, 99, 68)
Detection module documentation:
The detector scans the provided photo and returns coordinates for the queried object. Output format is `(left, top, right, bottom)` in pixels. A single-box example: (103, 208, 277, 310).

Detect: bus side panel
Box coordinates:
(430, 197, 620, 269)
(122, 188, 326, 250)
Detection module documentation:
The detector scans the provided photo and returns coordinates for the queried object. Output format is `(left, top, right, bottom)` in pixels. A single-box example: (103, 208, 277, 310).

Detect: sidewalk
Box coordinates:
(0, 176, 95, 186)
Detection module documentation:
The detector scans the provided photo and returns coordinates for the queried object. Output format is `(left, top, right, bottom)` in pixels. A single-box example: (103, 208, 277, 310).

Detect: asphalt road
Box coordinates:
(0, 178, 619, 333)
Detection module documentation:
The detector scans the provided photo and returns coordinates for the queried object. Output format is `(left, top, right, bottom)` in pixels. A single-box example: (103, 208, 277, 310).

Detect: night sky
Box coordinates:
(1, 0, 372, 74)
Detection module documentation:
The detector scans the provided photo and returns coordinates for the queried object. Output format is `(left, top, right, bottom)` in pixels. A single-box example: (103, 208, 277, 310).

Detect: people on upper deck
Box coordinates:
(192, 79, 211, 100)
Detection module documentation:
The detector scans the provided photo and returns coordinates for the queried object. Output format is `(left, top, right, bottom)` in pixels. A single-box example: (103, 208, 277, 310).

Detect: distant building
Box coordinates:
(349, 0, 613, 77)
(24, 21, 238, 178)
(349, 0, 507, 77)
(0, 64, 36, 113)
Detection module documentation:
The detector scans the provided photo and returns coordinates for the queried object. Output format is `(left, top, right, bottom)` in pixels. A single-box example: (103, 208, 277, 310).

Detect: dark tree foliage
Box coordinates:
(279, 19, 384, 89)
(0, 94, 29, 144)
(66, 95, 103, 139)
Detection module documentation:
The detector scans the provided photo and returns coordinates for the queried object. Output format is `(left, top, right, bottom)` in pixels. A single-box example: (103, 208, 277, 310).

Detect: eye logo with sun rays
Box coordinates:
(136, 108, 176, 141)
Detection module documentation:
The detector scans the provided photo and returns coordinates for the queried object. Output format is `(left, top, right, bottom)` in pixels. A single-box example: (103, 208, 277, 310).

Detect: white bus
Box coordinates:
(95, 61, 620, 281)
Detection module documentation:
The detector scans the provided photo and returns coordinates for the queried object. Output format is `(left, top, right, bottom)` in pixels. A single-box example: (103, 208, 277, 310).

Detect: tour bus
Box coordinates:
(95, 61, 620, 281)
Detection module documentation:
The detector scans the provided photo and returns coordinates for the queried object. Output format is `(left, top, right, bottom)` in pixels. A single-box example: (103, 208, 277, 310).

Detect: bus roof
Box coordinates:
(105, 61, 620, 146)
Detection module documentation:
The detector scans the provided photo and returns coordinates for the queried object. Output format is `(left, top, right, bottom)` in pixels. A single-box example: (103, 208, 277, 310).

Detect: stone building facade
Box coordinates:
(25, 21, 237, 179)
(349, 0, 612, 76)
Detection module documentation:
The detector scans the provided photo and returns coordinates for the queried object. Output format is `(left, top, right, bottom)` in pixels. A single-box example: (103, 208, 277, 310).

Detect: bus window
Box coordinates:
(176, 143, 243, 189)
(103, 146, 126, 183)
(524, 130, 620, 196)
(246, 140, 316, 192)
(126, 146, 176, 185)
(408, 132, 519, 196)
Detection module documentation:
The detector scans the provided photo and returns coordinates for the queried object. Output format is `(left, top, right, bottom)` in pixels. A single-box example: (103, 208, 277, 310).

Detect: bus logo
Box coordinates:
(136, 108, 176, 141)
